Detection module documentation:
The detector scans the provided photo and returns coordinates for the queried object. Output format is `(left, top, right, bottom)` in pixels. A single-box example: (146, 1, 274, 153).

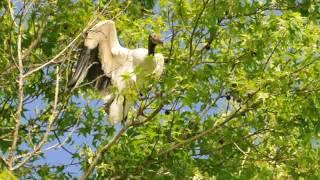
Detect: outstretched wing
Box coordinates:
(87, 57, 111, 90)
(68, 44, 111, 90)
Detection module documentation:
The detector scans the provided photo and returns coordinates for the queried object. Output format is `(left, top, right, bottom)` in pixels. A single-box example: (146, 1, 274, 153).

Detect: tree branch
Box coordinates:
(21, 18, 47, 60)
(80, 124, 129, 180)
(6, 0, 18, 28)
(23, 0, 114, 78)
(8, 24, 24, 169)
(263, 33, 284, 70)
(81, 103, 164, 179)
(157, 102, 258, 156)
(131, 104, 164, 126)
(189, 0, 211, 58)
(10, 65, 60, 170)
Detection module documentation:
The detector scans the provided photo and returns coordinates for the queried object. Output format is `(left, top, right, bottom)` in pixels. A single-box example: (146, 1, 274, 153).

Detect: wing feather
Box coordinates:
(68, 44, 92, 88)
(68, 44, 111, 90)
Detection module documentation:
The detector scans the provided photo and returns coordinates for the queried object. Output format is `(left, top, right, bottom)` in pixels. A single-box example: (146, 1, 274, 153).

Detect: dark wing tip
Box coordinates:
(68, 46, 92, 89)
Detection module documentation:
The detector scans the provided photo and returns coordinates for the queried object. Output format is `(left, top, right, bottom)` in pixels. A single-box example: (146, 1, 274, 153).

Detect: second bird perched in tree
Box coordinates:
(68, 20, 164, 124)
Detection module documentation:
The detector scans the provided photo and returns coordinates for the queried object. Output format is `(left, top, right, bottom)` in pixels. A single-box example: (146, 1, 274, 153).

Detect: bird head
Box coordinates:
(84, 30, 106, 49)
(84, 21, 111, 49)
(149, 34, 163, 46)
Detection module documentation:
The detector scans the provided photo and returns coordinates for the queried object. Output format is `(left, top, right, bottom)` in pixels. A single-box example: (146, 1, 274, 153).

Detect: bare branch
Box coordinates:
(263, 33, 284, 70)
(81, 103, 164, 179)
(239, 147, 251, 176)
(131, 104, 164, 126)
(23, 37, 78, 78)
(0, 132, 12, 141)
(81, 124, 129, 180)
(23, 0, 114, 78)
(15, 117, 80, 158)
(10, 65, 60, 170)
(0, 156, 9, 167)
(189, 0, 211, 58)
(21, 19, 47, 60)
(233, 142, 248, 155)
(43, 117, 80, 152)
(111, 1, 131, 20)
(8, 26, 24, 169)
(6, 0, 18, 27)
(157, 102, 256, 156)
(9, 0, 115, 171)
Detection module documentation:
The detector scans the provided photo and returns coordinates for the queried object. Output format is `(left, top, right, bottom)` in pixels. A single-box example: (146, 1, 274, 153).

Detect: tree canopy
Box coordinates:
(0, 0, 320, 179)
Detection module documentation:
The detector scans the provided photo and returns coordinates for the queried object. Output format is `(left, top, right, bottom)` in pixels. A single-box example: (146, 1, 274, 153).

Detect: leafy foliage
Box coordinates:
(0, 0, 319, 179)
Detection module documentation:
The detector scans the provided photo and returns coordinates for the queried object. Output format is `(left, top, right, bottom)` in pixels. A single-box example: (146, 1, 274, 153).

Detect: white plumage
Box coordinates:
(68, 20, 164, 124)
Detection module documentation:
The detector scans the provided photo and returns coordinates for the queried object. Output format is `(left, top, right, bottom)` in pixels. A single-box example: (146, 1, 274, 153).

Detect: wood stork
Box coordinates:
(68, 20, 164, 124)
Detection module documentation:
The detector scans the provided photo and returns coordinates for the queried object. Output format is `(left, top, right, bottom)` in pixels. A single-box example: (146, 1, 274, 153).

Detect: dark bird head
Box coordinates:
(149, 34, 163, 45)
(148, 34, 163, 56)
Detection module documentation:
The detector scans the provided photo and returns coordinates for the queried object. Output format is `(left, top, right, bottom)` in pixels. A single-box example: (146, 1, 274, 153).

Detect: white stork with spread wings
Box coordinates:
(68, 20, 164, 124)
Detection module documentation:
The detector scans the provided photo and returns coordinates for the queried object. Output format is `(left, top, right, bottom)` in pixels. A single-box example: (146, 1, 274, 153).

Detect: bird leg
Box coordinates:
(100, 89, 115, 114)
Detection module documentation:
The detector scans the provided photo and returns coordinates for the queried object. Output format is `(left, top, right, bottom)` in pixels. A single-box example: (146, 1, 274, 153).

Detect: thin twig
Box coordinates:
(81, 103, 164, 179)
(233, 142, 247, 155)
(8, 24, 23, 169)
(111, 1, 131, 20)
(6, 0, 17, 27)
(157, 102, 256, 156)
(189, 0, 211, 58)
(131, 104, 164, 126)
(239, 147, 251, 176)
(81, 124, 129, 180)
(53, 130, 76, 156)
(10, 66, 60, 170)
(263, 32, 285, 70)
(23, 0, 114, 78)
(0, 156, 9, 167)
(38, 117, 79, 153)
(21, 18, 47, 60)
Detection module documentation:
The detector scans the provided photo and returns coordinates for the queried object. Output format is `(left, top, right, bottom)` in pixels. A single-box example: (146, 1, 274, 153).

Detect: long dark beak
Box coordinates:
(68, 46, 92, 88)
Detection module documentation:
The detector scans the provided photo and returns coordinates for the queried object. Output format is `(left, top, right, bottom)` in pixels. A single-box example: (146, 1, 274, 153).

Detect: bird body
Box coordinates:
(68, 20, 164, 124)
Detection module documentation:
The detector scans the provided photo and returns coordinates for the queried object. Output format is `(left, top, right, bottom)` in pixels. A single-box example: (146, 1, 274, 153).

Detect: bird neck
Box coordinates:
(108, 22, 121, 49)
(148, 40, 156, 56)
(99, 39, 114, 76)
